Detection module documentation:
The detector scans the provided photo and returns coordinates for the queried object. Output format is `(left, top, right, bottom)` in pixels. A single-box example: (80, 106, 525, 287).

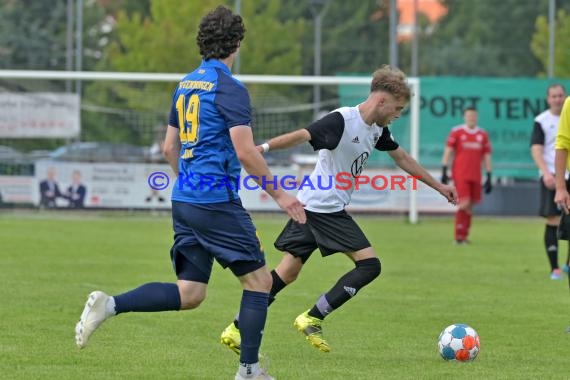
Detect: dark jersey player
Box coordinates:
(75, 6, 304, 380)
(220, 65, 457, 355)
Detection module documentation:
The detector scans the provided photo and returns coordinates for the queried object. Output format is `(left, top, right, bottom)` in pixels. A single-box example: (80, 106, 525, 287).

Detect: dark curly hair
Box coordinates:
(197, 6, 245, 60)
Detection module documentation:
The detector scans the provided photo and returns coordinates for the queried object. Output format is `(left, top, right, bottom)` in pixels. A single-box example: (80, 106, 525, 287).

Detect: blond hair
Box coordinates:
(370, 65, 411, 102)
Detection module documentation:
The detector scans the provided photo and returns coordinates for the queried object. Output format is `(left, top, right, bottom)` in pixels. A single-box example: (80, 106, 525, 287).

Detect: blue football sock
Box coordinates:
(239, 290, 269, 364)
(234, 270, 287, 328)
(114, 282, 181, 314)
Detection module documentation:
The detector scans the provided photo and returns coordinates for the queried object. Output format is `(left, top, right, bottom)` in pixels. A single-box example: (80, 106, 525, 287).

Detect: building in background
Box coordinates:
(396, 0, 447, 41)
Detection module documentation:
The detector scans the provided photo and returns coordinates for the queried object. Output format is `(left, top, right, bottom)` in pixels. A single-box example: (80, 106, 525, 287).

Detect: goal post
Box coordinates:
(0, 70, 421, 223)
(408, 77, 420, 224)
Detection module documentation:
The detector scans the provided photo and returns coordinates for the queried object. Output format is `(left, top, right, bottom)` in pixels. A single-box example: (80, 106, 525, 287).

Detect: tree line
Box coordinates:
(0, 0, 569, 149)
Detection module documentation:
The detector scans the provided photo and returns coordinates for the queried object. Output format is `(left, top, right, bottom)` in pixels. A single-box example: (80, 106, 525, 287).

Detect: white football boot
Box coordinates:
(75, 291, 113, 348)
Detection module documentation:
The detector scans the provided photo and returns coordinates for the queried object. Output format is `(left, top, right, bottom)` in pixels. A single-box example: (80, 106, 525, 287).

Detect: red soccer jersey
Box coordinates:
(446, 125, 492, 182)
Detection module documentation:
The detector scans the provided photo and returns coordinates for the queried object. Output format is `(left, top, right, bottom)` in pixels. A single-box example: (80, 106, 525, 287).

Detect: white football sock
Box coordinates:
(105, 296, 117, 316)
(238, 362, 260, 378)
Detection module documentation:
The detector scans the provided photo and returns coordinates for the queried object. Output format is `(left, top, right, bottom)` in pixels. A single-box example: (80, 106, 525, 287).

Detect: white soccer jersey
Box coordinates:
(297, 106, 399, 213)
(531, 110, 561, 174)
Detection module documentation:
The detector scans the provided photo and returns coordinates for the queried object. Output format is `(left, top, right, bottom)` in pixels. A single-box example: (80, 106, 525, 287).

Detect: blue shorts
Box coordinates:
(170, 199, 265, 283)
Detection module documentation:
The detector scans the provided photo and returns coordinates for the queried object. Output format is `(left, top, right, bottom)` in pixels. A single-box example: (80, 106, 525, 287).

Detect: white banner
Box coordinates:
(0, 176, 34, 204)
(0, 93, 80, 138)
(34, 162, 174, 209)
(31, 162, 454, 213)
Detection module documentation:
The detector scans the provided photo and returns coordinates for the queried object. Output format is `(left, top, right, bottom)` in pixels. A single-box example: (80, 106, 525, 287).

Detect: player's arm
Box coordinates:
(164, 89, 182, 176)
(260, 129, 311, 153)
(530, 145, 550, 176)
(482, 151, 493, 194)
(230, 125, 306, 224)
(441, 146, 454, 167)
(260, 112, 344, 153)
(483, 152, 492, 173)
(555, 148, 569, 213)
(555, 98, 570, 211)
(441, 130, 456, 184)
(163, 125, 181, 176)
(374, 127, 456, 202)
(388, 146, 457, 204)
(555, 149, 568, 190)
(530, 121, 554, 188)
(440, 146, 454, 184)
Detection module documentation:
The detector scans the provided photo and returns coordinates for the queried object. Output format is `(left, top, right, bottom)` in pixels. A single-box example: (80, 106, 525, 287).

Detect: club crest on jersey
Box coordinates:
(351, 136, 360, 143)
(373, 133, 380, 144)
(351, 152, 369, 177)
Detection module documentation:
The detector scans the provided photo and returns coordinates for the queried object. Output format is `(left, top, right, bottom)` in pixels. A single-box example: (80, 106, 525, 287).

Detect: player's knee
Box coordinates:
(356, 257, 382, 284)
(245, 269, 272, 293)
(178, 285, 206, 310)
(259, 270, 273, 292)
(179, 293, 206, 310)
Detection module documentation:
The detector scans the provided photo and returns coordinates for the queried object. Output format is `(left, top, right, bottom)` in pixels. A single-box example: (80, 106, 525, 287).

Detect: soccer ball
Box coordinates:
(437, 323, 480, 362)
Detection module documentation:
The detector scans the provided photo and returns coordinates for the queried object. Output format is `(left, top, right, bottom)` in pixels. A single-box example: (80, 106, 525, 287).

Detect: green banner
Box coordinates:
(339, 77, 570, 179)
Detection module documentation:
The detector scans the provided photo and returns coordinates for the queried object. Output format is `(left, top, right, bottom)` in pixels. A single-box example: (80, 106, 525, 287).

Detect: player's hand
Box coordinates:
(438, 184, 458, 205)
(555, 188, 570, 215)
(255, 145, 264, 154)
(542, 173, 556, 190)
(440, 166, 449, 185)
(483, 172, 492, 194)
(275, 192, 306, 224)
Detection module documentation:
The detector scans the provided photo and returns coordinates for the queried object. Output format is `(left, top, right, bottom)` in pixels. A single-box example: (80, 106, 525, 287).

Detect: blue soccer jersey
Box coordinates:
(168, 59, 251, 204)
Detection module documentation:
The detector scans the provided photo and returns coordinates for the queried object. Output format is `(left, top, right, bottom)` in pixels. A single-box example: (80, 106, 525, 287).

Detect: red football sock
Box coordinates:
(455, 210, 468, 241)
(465, 212, 472, 240)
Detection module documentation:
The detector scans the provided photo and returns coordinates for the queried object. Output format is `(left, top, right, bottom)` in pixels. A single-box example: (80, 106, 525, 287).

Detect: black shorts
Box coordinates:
(539, 177, 570, 217)
(274, 209, 371, 262)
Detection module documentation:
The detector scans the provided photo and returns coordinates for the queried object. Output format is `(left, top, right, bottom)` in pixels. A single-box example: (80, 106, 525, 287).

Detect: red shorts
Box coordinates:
(454, 178, 481, 203)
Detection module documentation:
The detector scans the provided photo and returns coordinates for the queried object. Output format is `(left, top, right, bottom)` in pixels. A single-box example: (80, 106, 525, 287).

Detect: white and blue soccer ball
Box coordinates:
(437, 323, 480, 362)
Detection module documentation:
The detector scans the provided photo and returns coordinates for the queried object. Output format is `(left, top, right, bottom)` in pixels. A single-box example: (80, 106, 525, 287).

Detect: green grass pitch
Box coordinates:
(0, 212, 568, 379)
